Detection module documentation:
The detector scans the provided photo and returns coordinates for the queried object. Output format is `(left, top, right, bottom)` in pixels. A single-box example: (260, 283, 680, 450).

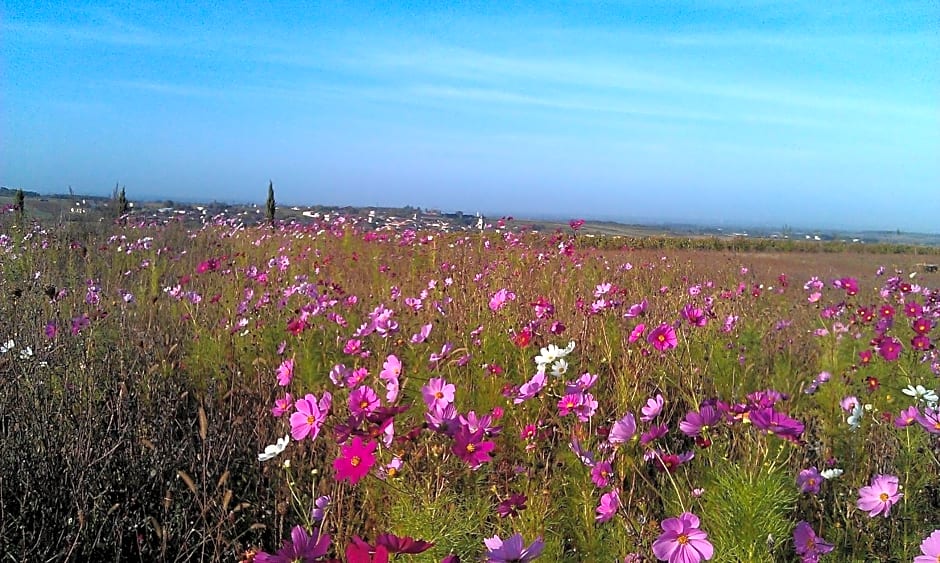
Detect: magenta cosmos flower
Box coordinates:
(333, 436, 377, 485)
(255, 526, 330, 563)
(878, 337, 903, 362)
(348, 385, 380, 417)
(648, 323, 678, 351)
(793, 521, 834, 561)
(915, 529, 940, 563)
(857, 474, 902, 517)
(652, 512, 714, 562)
(679, 405, 720, 439)
(796, 467, 823, 495)
(452, 425, 495, 469)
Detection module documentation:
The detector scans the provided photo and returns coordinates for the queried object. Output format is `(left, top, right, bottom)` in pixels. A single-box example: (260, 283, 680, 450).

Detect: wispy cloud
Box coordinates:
(2, 20, 170, 48)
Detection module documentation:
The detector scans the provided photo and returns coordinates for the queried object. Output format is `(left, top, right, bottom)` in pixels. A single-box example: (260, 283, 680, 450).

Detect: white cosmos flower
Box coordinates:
(258, 434, 290, 462)
(18, 346, 33, 360)
(0, 339, 13, 354)
(550, 359, 568, 378)
(902, 384, 939, 404)
(820, 468, 843, 480)
(534, 341, 576, 368)
(847, 403, 864, 430)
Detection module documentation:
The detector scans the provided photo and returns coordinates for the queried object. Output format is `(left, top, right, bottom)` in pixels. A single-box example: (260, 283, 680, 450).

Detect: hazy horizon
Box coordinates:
(2, 1, 938, 232)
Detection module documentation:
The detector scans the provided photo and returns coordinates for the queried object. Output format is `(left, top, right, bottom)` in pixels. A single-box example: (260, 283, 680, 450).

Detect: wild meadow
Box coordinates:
(1, 209, 939, 562)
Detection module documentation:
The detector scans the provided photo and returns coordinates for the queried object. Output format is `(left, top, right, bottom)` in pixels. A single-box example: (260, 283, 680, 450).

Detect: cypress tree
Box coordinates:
(117, 187, 129, 216)
(266, 180, 276, 227)
(15, 189, 24, 224)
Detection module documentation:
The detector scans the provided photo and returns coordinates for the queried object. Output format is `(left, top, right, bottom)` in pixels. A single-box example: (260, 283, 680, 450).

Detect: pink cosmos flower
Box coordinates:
(343, 338, 363, 355)
(840, 396, 859, 412)
(679, 406, 720, 439)
(565, 372, 598, 394)
(857, 474, 902, 517)
(514, 370, 547, 404)
(271, 393, 293, 418)
(330, 363, 351, 387)
(574, 393, 598, 422)
(648, 323, 678, 351)
(915, 529, 940, 563)
(289, 392, 331, 441)
(379, 354, 401, 403)
(681, 304, 707, 327)
(916, 407, 940, 435)
(652, 512, 714, 562)
(608, 413, 637, 445)
(410, 323, 432, 344)
(624, 299, 648, 318)
(894, 405, 919, 428)
(425, 403, 459, 436)
(275, 358, 294, 386)
(489, 288, 516, 312)
(749, 407, 804, 442)
(595, 489, 620, 522)
(333, 436, 377, 485)
(483, 533, 544, 563)
(640, 423, 669, 446)
(628, 323, 646, 343)
(345, 367, 369, 387)
(641, 394, 665, 422)
(422, 377, 455, 411)
(429, 342, 454, 366)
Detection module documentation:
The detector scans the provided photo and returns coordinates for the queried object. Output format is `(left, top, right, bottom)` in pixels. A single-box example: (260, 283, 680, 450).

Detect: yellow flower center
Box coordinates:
(350, 455, 361, 467)
(466, 443, 476, 453)
(360, 400, 369, 409)
(306, 415, 315, 425)
(677, 534, 689, 545)
(879, 492, 889, 502)
(435, 391, 444, 399)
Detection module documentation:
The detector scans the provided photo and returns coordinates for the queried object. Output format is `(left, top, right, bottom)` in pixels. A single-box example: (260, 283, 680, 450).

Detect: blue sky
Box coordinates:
(2, 1, 938, 231)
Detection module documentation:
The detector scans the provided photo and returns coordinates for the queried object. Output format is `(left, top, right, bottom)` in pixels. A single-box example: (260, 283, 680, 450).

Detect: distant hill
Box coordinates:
(0, 186, 41, 198)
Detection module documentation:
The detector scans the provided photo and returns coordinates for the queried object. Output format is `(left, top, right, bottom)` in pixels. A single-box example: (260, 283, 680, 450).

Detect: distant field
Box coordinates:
(2, 210, 938, 561)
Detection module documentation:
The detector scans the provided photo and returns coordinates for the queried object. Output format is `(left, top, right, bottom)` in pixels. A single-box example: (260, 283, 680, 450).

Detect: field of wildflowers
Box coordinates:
(1, 211, 939, 562)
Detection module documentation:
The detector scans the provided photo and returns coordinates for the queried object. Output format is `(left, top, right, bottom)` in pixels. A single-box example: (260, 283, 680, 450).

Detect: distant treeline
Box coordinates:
(576, 234, 940, 255)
